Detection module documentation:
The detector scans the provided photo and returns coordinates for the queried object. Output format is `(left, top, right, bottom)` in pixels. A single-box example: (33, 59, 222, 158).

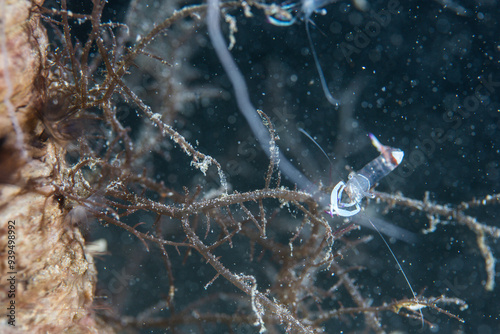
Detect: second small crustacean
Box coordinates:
(266, 0, 341, 106)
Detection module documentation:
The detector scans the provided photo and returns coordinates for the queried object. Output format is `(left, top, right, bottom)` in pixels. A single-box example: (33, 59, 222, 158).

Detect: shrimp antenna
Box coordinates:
(298, 128, 332, 166)
(367, 217, 425, 328)
(305, 20, 340, 107)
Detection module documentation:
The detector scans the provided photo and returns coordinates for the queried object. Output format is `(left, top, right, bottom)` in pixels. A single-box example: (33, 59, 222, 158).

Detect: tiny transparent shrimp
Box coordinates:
(329, 133, 404, 217)
(327, 134, 423, 326)
(267, 0, 341, 106)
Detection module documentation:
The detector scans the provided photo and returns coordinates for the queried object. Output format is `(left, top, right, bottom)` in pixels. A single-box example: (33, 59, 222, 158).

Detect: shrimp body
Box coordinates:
(329, 134, 404, 217)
